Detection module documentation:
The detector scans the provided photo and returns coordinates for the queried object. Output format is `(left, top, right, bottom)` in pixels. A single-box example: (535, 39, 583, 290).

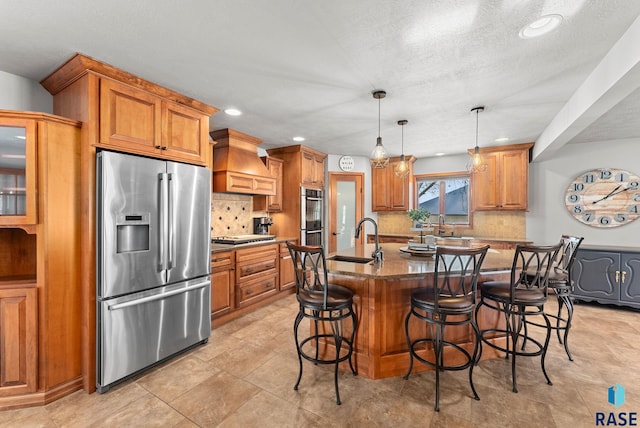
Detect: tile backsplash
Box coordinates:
(211, 193, 268, 237)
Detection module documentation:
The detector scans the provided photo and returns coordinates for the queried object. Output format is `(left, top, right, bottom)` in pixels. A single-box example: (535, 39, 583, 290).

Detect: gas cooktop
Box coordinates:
(212, 234, 276, 245)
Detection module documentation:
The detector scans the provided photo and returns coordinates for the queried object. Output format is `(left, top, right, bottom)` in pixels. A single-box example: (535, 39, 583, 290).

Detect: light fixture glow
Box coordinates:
(519, 14, 563, 39)
(292, 136, 305, 142)
(224, 108, 242, 116)
(394, 120, 410, 178)
(467, 106, 487, 173)
(370, 90, 389, 168)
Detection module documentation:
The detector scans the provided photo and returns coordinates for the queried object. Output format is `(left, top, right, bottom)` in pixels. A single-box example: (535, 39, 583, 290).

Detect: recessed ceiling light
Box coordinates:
(15, 135, 26, 140)
(224, 108, 242, 116)
(434, 152, 446, 156)
(292, 136, 305, 142)
(494, 137, 509, 142)
(519, 14, 563, 39)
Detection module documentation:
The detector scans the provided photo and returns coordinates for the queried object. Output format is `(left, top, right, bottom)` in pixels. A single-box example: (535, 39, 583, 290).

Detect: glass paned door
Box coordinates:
(329, 173, 363, 253)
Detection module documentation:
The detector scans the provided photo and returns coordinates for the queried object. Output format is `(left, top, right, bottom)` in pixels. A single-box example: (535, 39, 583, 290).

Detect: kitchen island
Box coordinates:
(324, 243, 512, 379)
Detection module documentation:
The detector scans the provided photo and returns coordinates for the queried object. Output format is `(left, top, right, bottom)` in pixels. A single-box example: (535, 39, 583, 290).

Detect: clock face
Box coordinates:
(565, 168, 640, 228)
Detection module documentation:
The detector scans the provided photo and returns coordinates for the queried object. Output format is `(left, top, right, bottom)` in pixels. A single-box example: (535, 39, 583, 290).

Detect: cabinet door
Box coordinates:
(620, 253, 640, 305)
(0, 287, 37, 396)
(161, 101, 209, 165)
(301, 151, 315, 185)
(211, 269, 232, 317)
(500, 149, 528, 209)
(573, 251, 619, 301)
(0, 118, 37, 225)
(472, 152, 499, 210)
(312, 155, 325, 187)
(371, 166, 390, 211)
(279, 244, 296, 291)
(390, 164, 410, 210)
(99, 79, 161, 152)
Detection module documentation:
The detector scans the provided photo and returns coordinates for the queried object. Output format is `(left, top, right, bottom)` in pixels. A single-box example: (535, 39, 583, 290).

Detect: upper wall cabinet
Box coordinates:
(41, 53, 217, 166)
(0, 117, 36, 225)
(267, 145, 327, 190)
(371, 156, 415, 211)
(470, 142, 534, 211)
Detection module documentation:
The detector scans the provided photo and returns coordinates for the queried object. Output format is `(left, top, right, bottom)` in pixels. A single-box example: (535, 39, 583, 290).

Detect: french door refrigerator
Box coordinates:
(96, 150, 211, 393)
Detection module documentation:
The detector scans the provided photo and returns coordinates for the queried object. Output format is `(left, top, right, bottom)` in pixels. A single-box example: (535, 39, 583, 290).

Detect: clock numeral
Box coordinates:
(629, 205, 639, 214)
(582, 212, 594, 222)
(615, 172, 629, 182)
(573, 183, 584, 192)
(573, 205, 583, 214)
(629, 181, 640, 189)
(584, 174, 595, 183)
(633, 194, 640, 202)
(567, 194, 579, 203)
(598, 216, 611, 225)
(600, 170, 612, 180)
(615, 213, 627, 222)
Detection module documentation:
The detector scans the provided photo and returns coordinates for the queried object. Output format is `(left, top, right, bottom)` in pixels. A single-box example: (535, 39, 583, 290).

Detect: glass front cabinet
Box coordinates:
(0, 118, 36, 225)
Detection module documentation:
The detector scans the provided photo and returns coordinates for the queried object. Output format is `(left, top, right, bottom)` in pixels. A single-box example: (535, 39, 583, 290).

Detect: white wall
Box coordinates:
(528, 138, 640, 247)
(0, 71, 52, 112)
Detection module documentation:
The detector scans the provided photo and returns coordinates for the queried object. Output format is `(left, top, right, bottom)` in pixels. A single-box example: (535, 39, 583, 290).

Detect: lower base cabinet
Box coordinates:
(0, 285, 37, 397)
(279, 243, 296, 291)
(572, 247, 640, 309)
(211, 251, 234, 318)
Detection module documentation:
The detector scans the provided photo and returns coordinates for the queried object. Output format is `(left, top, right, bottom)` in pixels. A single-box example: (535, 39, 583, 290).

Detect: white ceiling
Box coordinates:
(1, 0, 640, 161)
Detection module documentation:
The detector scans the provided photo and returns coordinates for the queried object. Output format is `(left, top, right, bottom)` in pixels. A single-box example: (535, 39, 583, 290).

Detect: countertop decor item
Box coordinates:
(565, 167, 640, 227)
(407, 208, 431, 225)
(369, 90, 389, 168)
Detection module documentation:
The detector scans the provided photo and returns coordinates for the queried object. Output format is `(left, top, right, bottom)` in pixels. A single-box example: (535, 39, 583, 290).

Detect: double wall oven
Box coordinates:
(300, 187, 323, 246)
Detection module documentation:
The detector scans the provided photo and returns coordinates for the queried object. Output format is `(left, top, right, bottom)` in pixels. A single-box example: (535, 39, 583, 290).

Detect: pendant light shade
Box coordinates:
(394, 119, 410, 178)
(467, 106, 487, 173)
(370, 90, 389, 168)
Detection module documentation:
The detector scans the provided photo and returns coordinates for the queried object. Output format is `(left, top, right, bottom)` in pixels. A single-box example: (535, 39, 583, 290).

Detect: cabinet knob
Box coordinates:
(616, 270, 620, 282)
(155, 145, 161, 149)
(622, 270, 627, 283)
(162, 146, 168, 150)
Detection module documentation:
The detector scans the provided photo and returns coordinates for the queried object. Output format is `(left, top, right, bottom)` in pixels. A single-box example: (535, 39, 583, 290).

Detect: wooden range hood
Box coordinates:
(210, 128, 276, 195)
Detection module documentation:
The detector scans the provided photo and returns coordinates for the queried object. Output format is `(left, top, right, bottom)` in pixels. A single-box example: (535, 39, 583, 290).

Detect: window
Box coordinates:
(415, 172, 470, 225)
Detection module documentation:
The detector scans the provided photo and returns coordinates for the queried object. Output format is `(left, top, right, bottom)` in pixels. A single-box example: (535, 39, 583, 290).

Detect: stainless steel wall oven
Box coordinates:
(300, 187, 323, 246)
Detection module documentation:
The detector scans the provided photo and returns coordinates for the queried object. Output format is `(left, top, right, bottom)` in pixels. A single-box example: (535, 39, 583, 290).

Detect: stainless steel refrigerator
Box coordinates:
(96, 150, 211, 393)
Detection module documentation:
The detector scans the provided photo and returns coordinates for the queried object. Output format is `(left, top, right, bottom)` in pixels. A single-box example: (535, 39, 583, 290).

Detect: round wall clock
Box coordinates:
(565, 168, 640, 228)
(338, 155, 355, 171)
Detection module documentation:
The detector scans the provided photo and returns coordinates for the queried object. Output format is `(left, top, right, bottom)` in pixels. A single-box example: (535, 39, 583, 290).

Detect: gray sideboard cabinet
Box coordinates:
(572, 245, 640, 310)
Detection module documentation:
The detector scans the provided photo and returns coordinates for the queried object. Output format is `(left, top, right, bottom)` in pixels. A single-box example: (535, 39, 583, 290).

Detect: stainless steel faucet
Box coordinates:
(354, 217, 383, 263)
(438, 214, 446, 236)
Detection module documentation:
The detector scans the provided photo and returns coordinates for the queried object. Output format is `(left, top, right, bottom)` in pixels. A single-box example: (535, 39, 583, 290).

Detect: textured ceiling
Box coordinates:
(1, 0, 639, 160)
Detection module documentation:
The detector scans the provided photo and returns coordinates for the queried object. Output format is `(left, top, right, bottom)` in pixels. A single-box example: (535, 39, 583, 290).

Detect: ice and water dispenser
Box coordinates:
(116, 213, 150, 253)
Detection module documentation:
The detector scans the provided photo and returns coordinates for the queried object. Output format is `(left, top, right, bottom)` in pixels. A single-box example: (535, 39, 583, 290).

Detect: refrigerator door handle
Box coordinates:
(107, 280, 210, 311)
(159, 173, 168, 271)
(167, 173, 174, 269)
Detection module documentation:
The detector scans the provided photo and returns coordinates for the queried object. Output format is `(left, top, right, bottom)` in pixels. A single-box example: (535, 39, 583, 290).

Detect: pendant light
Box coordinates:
(467, 106, 487, 173)
(370, 90, 389, 168)
(394, 119, 410, 177)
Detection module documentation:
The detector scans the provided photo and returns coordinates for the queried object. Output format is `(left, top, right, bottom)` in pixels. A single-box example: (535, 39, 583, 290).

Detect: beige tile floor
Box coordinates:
(3, 294, 639, 427)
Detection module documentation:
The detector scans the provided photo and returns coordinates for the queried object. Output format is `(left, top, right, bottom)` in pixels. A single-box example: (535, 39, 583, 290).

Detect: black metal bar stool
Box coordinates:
(475, 243, 561, 393)
(404, 245, 489, 411)
(524, 235, 584, 360)
(286, 242, 357, 405)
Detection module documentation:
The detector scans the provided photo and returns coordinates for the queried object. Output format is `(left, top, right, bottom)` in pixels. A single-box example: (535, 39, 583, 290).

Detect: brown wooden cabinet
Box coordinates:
(265, 145, 327, 240)
(211, 251, 235, 318)
(41, 54, 217, 395)
(470, 143, 533, 211)
(301, 149, 325, 187)
(235, 244, 278, 308)
(0, 283, 37, 397)
(99, 79, 210, 165)
(279, 242, 296, 291)
(253, 157, 284, 212)
(371, 156, 415, 211)
(0, 111, 83, 409)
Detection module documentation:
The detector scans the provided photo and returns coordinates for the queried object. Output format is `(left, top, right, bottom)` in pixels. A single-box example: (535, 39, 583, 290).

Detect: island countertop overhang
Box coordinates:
(326, 243, 514, 279)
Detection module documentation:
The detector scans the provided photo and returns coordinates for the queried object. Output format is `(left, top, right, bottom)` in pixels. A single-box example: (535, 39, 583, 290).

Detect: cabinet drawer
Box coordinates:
(237, 259, 276, 279)
(236, 244, 278, 263)
(237, 274, 278, 307)
(211, 251, 234, 269)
